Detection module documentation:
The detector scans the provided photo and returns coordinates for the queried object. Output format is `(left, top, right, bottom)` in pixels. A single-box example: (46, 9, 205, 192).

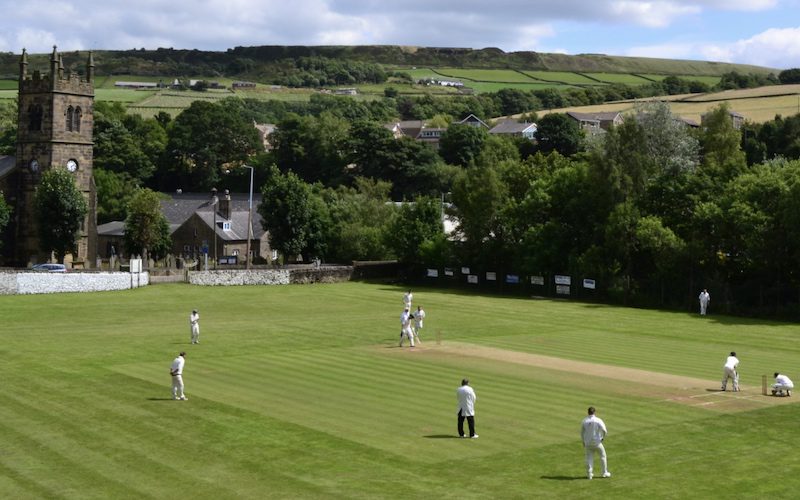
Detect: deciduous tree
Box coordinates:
(123, 188, 172, 259)
(258, 166, 329, 262)
(34, 168, 88, 261)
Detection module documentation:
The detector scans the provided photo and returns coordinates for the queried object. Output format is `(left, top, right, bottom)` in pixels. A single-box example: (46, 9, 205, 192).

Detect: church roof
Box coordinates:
(0, 155, 16, 181)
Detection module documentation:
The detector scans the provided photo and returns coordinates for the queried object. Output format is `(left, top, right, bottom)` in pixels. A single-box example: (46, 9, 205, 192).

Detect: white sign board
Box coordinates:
(583, 278, 596, 289)
(427, 268, 439, 278)
(467, 274, 479, 284)
(556, 285, 571, 295)
(486, 271, 497, 281)
(555, 275, 571, 285)
(530, 275, 544, 285)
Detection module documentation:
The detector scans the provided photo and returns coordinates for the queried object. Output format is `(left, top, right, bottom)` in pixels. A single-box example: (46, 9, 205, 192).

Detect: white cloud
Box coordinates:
(609, 1, 700, 28)
(702, 26, 800, 68)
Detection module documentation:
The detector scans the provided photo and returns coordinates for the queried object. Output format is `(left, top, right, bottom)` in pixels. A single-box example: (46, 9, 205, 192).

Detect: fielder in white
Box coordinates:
(190, 309, 200, 344)
(721, 351, 739, 391)
(399, 308, 415, 347)
(170, 352, 187, 400)
(413, 306, 425, 344)
(698, 289, 710, 315)
(456, 379, 477, 438)
(581, 406, 611, 480)
(772, 372, 793, 396)
(403, 290, 413, 309)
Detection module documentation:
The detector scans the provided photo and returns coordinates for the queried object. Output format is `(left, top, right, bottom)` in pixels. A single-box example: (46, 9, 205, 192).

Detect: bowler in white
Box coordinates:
(581, 406, 610, 479)
(170, 352, 187, 400)
(721, 351, 740, 391)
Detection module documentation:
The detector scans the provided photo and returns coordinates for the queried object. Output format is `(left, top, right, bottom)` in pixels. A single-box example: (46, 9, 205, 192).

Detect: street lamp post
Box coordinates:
(211, 188, 218, 270)
(243, 165, 254, 269)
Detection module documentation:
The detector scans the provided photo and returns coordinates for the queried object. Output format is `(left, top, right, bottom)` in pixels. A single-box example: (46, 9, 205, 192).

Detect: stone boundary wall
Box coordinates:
(149, 273, 187, 284)
(188, 266, 353, 286)
(0, 271, 149, 295)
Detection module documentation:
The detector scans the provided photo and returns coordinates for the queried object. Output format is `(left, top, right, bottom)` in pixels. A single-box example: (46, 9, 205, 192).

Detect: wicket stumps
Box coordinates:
(762, 375, 768, 396)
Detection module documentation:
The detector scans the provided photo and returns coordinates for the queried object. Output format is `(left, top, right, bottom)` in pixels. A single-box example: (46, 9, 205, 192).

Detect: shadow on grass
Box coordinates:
(147, 397, 179, 401)
(423, 435, 461, 439)
(706, 388, 725, 392)
(540, 475, 585, 481)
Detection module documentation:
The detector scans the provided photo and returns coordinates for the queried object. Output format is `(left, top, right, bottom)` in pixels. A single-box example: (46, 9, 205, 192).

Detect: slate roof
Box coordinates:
(458, 114, 490, 128)
(97, 221, 126, 236)
(159, 191, 266, 239)
(489, 120, 537, 134)
(0, 155, 16, 181)
(385, 120, 425, 138)
(566, 111, 620, 123)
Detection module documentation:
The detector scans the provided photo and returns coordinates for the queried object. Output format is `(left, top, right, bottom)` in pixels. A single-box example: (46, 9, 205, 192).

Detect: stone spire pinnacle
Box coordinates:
(19, 48, 28, 81)
(86, 51, 95, 82)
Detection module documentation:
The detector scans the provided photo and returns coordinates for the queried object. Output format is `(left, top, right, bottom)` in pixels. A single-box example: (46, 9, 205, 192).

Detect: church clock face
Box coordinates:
(66, 159, 78, 172)
(29, 159, 39, 172)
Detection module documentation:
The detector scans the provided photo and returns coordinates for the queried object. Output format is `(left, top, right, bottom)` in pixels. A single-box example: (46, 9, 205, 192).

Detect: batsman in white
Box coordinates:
(721, 351, 740, 391)
(413, 305, 425, 344)
(399, 308, 415, 347)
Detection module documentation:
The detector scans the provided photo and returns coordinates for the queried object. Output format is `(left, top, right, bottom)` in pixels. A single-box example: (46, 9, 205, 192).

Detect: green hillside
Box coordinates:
(0, 45, 777, 81)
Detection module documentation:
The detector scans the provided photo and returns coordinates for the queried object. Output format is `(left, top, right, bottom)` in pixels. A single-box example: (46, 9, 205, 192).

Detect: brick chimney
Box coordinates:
(219, 189, 232, 220)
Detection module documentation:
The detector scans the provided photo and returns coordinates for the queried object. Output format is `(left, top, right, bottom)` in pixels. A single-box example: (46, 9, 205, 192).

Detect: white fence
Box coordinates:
(0, 270, 149, 295)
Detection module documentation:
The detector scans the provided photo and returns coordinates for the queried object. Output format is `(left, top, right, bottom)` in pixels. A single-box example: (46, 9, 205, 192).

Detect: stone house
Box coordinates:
(566, 111, 624, 133)
(489, 120, 537, 139)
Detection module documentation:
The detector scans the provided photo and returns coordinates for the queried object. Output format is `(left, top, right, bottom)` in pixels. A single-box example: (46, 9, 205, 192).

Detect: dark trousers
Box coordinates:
(458, 410, 475, 437)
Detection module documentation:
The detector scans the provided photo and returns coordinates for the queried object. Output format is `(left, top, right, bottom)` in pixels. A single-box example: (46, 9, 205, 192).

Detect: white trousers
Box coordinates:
(172, 375, 185, 399)
(585, 443, 608, 477)
(721, 367, 739, 391)
(191, 324, 200, 343)
(773, 383, 793, 392)
(399, 327, 415, 347)
(700, 301, 708, 315)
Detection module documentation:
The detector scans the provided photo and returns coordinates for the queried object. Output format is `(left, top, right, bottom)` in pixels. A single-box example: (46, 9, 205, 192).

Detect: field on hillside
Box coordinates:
(1, 281, 799, 499)
(534, 84, 800, 124)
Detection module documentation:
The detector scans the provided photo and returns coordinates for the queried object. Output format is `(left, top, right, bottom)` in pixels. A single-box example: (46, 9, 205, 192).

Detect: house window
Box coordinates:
(66, 106, 74, 131)
(222, 221, 231, 231)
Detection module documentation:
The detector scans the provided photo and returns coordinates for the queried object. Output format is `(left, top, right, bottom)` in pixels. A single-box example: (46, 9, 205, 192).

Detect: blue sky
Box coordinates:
(1, 0, 799, 69)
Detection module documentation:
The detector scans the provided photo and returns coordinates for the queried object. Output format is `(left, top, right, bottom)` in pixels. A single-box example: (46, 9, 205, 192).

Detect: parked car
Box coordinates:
(31, 263, 67, 272)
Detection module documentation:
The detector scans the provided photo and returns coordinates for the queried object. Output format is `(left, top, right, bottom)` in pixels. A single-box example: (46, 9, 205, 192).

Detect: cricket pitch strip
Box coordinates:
(384, 341, 796, 412)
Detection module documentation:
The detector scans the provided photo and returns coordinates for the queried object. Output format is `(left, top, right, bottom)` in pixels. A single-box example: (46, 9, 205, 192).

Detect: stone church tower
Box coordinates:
(12, 46, 97, 265)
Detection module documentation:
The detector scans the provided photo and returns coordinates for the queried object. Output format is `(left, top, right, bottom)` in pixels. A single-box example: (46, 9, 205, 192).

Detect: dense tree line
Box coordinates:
(5, 76, 800, 317)
(256, 102, 800, 318)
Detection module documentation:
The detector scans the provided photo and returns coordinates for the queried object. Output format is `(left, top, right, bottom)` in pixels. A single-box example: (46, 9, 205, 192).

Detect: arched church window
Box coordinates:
(74, 107, 82, 132)
(66, 106, 74, 131)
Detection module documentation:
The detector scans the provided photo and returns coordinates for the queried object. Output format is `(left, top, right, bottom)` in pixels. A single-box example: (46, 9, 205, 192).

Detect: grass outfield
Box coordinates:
(1, 282, 799, 498)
